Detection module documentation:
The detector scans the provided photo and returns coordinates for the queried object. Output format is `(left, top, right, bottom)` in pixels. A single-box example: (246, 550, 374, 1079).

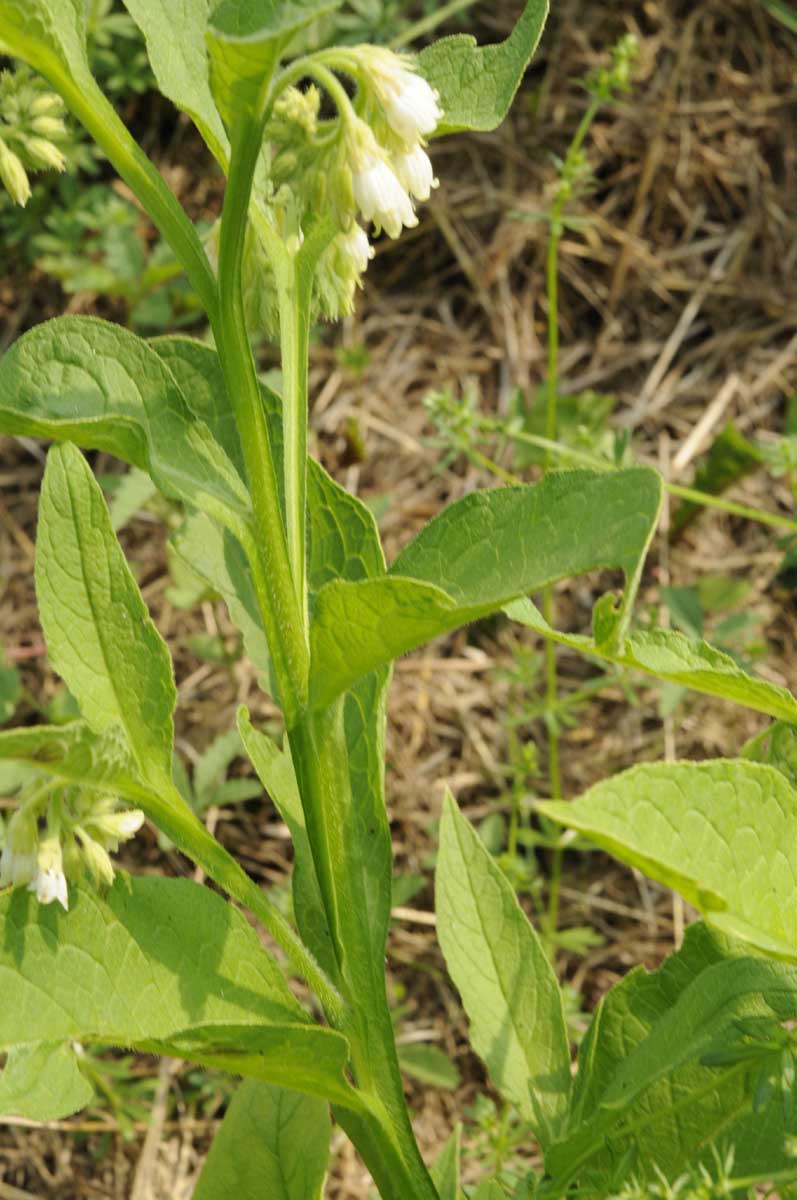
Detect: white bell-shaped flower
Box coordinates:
(392, 145, 438, 202)
(365, 49, 442, 142)
(349, 124, 417, 239)
(30, 835, 68, 910)
(338, 222, 374, 275)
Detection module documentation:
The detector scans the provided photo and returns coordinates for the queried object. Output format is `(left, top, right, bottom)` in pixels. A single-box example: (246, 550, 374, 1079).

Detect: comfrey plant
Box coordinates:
(2, 3, 797, 1197)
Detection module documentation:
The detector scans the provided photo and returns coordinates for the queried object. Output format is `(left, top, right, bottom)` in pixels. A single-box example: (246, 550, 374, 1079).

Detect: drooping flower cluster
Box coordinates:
(0, 67, 70, 206)
(256, 45, 442, 323)
(0, 787, 145, 910)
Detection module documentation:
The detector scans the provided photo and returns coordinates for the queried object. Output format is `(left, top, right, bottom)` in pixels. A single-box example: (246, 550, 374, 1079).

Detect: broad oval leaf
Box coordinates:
(36, 444, 176, 788)
(540, 759, 797, 961)
(418, 0, 549, 136)
(437, 793, 571, 1145)
(0, 316, 249, 535)
(194, 1079, 330, 1200)
(0, 877, 355, 1109)
(550, 921, 797, 1185)
(310, 469, 662, 708)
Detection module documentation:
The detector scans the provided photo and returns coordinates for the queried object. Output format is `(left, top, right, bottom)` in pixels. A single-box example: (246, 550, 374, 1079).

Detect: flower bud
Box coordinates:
(30, 834, 68, 910)
(29, 92, 63, 118)
(0, 139, 30, 206)
(79, 834, 116, 888)
(30, 115, 67, 140)
(23, 136, 66, 172)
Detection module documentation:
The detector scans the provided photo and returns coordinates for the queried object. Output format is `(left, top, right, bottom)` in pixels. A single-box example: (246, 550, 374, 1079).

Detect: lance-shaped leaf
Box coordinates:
(430, 1125, 462, 1200)
(0, 877, 355, 1109)
(310, 469, 662, 708)
(418, 0, 549, 136)
(194, 1080, 330, 1200)
(549, 921, 797, 1185)
(507, 599, 797, 723)
(540, 760, 797, 962)
(207, 0, 344, 130)
(36, 444, 177, 787)
(0, 317, 249, 537)
(437, 794, 571, 1146)
(121, 0, 228, 166)
(0, 1043, 93, 1121)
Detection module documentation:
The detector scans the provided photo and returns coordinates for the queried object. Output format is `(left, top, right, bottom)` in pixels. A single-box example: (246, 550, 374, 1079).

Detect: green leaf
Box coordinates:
(120, 0, 229, 166)
(152, 335, 244, 478)
(36, 444, 176, 788)
(539, 759, 797, 962)
(430, 1125, 461, 1200)
(207, 0, 343, 130)
(472, 1184, 508, 1200)
(0, 1, 93, 89)
(507, 601, 797, 723)
(418, 0, 549, 136)
(550, 922, 797, 1185)
(146, 1024, 356, 1110)
(194, 1080, 330, 1200)
(238, 709, 336, 978)
(310, 469, 662, 708)
(0, 1043, 93, 1121)
(0, 722, 145, 803)
(172, 513, 272, 687)
(0, 877, 356, 1108)
(397, 1043, 460, 1090)
(0, 317, 249, 537)
(436, 793, 571, 1145)
(108, 466, 158, 532)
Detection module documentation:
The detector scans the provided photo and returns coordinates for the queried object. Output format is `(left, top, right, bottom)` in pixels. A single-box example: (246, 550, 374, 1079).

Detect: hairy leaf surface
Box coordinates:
(550, 922, 797, 1184)
(0, 1043, 92, 1121)
(36, 444, 176, 787)
(194, 1079, 330, 1200)
(0, 0, 92, 86)
(0, 878, 354, 1107)
(540, 760, 797, 961)
(310, 469, 662, 707)
(208, 0, 343, 129)
(121, 0, 228, 165)
(0, 317, 249, 536)
(437, 794, 570, 1145)
(419, 0, 548, 135)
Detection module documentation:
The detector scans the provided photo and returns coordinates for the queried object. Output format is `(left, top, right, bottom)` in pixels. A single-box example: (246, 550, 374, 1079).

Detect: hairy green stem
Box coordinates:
(274, 252, 312, 623)
(289, 706, 438, 1199)
(217, 116, 309, 723)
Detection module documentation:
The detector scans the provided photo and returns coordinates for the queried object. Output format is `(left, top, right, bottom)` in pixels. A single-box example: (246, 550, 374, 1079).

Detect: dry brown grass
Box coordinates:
(2, 0, 797, 1194)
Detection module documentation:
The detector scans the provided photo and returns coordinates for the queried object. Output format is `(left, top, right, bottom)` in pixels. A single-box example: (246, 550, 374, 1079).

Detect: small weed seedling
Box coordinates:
(2, 3, 797, 1197)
